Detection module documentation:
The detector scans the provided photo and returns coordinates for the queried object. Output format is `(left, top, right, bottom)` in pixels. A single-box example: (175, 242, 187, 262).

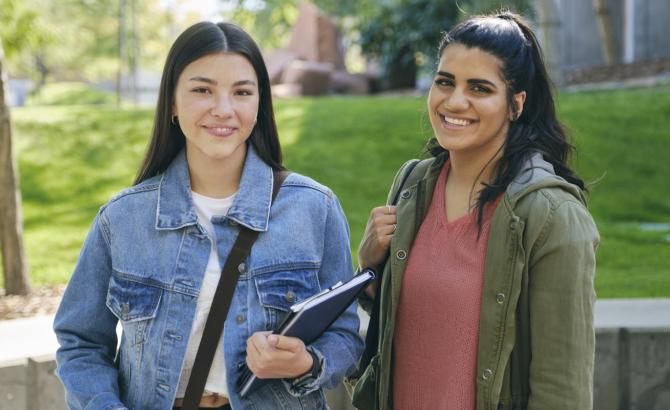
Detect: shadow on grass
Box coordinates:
(276, 96, 430, 265)
(16, 106, 152, 230)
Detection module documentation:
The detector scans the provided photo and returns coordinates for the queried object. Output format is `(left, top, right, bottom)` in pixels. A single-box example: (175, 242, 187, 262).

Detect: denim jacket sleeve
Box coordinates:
(526, 200, 599, 408)
(53, 211, 128, 410)
(283, 194, 364, 396)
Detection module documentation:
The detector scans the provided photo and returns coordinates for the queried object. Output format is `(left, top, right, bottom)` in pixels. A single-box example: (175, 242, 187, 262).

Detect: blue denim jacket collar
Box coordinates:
(155, 144, 274, 232)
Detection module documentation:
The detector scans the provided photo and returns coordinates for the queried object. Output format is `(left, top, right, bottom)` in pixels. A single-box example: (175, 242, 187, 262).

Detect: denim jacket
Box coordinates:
(54, 145, 363, 410)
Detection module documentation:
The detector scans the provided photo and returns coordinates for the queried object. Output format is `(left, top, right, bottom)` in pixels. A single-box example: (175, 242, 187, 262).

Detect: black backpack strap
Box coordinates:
(388, 159, 421, 206)
(182, 169, 289, 409)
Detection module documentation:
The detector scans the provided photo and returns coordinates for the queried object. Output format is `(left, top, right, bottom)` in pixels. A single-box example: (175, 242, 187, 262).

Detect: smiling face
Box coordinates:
(428, 43, 525, 160)
(173, 52, 259, 170)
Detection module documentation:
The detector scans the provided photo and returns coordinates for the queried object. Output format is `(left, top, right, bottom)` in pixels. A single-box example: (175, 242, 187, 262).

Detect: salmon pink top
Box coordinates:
(393, 161, 500, 410)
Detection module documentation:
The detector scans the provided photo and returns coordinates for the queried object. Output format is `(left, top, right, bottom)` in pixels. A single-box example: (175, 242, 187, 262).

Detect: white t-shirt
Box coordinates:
(176, 191, 236, 398)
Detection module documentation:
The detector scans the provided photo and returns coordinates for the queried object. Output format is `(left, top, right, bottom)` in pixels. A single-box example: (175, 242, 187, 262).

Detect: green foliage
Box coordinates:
(356, 0, 461, 65)
(224, 0, 532, 87)
(0, 0, 52, 58)
(224, 0, 299, 50)
(1, 0, 174, 83)
(26, 82, 116, 106)
(5, 86, 670, 297)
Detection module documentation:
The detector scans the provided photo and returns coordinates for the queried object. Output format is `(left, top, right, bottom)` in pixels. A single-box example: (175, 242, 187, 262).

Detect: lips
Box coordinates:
(204, 126, 237, 137)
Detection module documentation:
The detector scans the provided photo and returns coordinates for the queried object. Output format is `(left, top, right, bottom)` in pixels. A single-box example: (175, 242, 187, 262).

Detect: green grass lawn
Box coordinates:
(3, 86, 670, 297)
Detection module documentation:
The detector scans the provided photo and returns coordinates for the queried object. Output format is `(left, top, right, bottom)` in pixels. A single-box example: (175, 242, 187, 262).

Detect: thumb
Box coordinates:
(271, 335, 303, 352)
(267, 334, 280, 347)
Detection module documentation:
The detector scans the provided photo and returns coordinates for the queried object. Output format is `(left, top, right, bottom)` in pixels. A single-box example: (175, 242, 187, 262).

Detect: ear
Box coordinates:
(510, 90, 527, 120)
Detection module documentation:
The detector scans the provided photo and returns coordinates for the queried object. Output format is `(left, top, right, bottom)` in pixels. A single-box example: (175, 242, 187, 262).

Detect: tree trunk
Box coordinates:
(593, 0, 619, 65)
(534, 0, 565, 86)
(0, 41, 31, 296)
(386, 45, 417, 90)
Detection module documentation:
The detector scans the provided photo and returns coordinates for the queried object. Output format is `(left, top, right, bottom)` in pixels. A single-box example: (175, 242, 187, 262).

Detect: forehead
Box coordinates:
(179, 52, 257, 84)
(438, 43, 504, 82)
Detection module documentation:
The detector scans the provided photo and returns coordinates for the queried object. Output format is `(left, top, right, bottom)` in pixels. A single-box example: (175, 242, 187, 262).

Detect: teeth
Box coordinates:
(442, 115, 471, 126)
(214, 127, 233, 132)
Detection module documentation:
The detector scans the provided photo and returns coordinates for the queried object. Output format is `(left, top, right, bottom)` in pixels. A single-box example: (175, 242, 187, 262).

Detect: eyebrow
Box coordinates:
(436, 71, 497, 89)
(188, 77, 257, 87)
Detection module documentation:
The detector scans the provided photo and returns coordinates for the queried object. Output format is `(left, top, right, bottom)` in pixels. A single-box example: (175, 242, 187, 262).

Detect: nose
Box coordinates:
(444, 87, 469, 112)
(210, 94, 234, 118)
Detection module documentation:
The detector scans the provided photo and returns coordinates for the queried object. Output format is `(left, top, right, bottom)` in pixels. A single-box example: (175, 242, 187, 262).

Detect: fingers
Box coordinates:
(372, 205, 396, 218)
(245, 333, 310, 379)
(359, 205, 399, 269)
(369, 206, 397, 236)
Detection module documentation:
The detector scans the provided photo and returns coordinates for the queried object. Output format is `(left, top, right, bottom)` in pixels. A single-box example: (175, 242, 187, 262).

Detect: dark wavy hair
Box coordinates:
(135, 22, 283, 184)
(426, 12, 585, 228)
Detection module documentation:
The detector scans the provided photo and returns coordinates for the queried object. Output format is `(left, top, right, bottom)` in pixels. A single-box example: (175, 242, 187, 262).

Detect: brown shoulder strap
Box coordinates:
(182, 169, 289, 409)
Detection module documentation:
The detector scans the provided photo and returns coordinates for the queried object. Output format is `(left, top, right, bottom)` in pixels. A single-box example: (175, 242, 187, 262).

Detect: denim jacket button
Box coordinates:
(229, 219, 238, 226)
(396, 250, 407, 260)
(238, 263, 246, 273)
(121, 303, 130, 316)
(286, 291, 296, 303)
(400, 190, 411, 199)
(236, 314, 246, 324)
(496, 293, 505, 304)
(483, 368, 493, 380)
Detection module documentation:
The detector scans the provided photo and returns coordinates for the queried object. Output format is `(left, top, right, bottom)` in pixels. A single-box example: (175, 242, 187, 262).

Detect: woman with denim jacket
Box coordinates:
(54, 22, 363, 410)
(352, 12, 599, 410)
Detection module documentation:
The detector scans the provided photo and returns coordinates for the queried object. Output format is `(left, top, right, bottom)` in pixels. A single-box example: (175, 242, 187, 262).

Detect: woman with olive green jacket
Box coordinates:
(351, 153, 599, 409)
(350, 13, 599, 410)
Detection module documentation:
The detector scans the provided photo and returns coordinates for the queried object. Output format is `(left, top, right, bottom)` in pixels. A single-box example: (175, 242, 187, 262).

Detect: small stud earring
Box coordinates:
(171, 114, 178, 125)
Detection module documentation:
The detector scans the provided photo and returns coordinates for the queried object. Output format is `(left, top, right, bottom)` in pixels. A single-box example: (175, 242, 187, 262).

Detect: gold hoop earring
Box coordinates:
(171, 114, 178, 125)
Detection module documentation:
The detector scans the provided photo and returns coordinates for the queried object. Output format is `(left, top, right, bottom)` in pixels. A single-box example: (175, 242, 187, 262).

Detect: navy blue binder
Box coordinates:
(238, 268, 376, 397)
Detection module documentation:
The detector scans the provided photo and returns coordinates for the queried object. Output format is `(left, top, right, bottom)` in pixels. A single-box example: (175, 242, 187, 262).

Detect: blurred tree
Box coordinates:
(224, 0, 300, 50)
(1, 0, 173, 89)
(0, 38, 31, 295)
(592, 0, 618, 64)
(225, 0, 531, 90)
(350, 0, 532, 89)
(0, 0, 52, 87)
(534, 0, 564, 85)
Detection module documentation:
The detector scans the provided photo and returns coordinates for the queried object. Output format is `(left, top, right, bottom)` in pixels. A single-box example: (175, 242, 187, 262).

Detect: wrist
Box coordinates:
(294, 348, 320, 380)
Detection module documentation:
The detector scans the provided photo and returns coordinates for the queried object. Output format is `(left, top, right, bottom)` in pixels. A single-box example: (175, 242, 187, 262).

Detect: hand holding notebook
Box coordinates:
(238, 268, 376, 397)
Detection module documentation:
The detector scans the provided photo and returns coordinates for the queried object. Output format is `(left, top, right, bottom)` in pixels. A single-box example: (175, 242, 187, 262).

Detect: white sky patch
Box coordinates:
(159, 0, 228, 22)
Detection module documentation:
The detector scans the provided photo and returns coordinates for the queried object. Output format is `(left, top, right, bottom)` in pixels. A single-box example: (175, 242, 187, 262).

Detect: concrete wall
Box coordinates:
(595, 328, 670, 409)
(0, 355, 67, 410)
(2, 327, 669, 409)
(552, 0, 670, 69)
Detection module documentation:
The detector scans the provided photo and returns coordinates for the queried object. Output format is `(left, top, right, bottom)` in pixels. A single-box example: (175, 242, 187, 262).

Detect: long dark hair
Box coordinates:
(426, 12, 585, 227)
(135, 22, 283, 184)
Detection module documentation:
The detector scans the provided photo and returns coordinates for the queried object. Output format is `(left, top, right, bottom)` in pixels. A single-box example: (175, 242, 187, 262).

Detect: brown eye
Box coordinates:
(434, 78, 453, 87)
(471, 85, 490, 93)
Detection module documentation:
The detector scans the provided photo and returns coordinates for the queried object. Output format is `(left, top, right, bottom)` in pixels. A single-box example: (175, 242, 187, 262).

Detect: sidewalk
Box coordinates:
(1, 299, 669, 364)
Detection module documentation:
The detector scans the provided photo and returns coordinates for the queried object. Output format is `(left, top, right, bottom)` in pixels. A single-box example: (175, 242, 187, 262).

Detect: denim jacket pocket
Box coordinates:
(106, 273, 162, 323)
(254, 268, 320, 330)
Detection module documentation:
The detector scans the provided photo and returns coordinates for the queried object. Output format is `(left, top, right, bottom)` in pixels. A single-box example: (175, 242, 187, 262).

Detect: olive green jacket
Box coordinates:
(349, 153, 599, 410)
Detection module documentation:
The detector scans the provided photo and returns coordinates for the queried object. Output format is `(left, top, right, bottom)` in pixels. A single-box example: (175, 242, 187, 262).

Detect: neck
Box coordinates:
(447, 143, 504, 195)
(187, 146, 247, 199)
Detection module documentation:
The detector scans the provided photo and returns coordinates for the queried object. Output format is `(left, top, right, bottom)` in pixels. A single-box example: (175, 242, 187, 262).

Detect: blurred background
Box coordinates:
(1, 1, 669, 408)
